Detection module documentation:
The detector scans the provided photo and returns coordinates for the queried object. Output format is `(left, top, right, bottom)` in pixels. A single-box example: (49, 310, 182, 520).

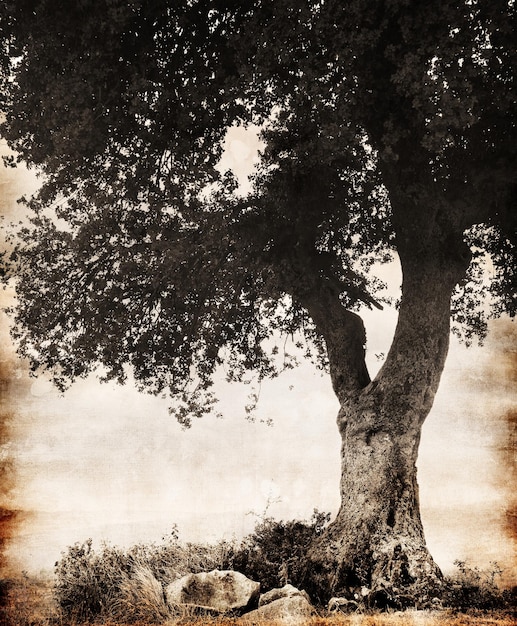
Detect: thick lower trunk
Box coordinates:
(312, 403, 442, 606)
(304, 242, 470, 606)
(310, 395, 443, 607)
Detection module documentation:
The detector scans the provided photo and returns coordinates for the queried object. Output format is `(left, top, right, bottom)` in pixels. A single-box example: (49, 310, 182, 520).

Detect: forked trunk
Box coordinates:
(302, 241, 470, 606)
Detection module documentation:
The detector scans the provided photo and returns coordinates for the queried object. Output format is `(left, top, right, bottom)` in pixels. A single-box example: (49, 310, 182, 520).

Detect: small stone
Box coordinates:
(245, 595, 315, 624)
(328, 596, 359, 612)
(259, 583, 310, 607)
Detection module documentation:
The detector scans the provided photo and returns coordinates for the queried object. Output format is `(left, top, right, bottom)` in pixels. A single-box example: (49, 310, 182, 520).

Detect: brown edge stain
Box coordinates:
(502, 408, 517, 549)
(494, 321, 517, 554)
(1, 156, 27, 619)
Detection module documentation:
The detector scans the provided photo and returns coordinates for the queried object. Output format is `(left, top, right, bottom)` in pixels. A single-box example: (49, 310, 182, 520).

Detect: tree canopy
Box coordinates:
(1, 0, 515, 425)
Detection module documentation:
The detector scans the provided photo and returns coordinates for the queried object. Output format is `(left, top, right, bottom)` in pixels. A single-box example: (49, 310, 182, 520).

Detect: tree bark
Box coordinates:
(303, 235, 471, 606)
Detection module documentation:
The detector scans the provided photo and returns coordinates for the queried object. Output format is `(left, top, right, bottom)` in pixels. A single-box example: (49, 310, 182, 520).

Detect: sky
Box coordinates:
(0, 127, 516, 586)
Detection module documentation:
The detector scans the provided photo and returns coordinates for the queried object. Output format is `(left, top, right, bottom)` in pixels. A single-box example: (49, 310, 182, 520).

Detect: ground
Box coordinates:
(1, 572, 515, 626)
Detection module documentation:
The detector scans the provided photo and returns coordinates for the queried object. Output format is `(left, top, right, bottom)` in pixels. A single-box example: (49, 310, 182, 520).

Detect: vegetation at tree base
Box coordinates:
(2, 519, 514, 625)
(230, 510, 332, 604)
(0, 0, 516, 601)
(49, 514, 330, 623)
(2, 519, 510, 624)
(441, 560, 515, 612)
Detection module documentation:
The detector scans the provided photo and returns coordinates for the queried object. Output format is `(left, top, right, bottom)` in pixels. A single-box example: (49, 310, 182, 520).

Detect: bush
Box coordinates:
(54, 532, 236, 623)
(232, 509, 331, 601)
(54, 539, 125, 621)
(53, 513, 330, 622)
(442, 559, 513, 611)
(47, 523, 517, 622)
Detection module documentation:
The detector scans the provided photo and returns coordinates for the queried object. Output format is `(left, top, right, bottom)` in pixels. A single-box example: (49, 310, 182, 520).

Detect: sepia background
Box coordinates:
(1, 127, 515, 586)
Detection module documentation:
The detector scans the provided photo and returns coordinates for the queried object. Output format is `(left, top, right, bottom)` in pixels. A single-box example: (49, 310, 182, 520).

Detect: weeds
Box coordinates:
(50, 512, 331, 623)
(442, 560, 514, 611)
(232, 509, 331, 602)
(1, 571, 60, 626)
(105, 564, 170, 623)
(4, 520, 513, 625)
(52, 531, 237, 623)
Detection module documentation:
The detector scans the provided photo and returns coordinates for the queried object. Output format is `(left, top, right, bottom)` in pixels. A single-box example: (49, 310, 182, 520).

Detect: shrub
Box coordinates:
(232, 509, 331, 602)
(53, 531, 237, 623)
(54, 539, 127, 621)
(48, 522, 517, 622)
(53, 513, 330, 622)
(442, 559, 513, 611)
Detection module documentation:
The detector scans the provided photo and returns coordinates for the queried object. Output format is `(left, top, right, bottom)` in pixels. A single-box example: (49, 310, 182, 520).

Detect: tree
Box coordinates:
(1, 0, 515, 604)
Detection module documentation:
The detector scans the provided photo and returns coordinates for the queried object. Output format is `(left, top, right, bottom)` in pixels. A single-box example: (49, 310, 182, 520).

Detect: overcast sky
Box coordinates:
(0, 128, 515, 585)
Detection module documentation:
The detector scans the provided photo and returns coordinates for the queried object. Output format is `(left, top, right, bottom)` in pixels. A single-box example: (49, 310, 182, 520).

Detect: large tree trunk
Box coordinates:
(301, 234, 471, 606)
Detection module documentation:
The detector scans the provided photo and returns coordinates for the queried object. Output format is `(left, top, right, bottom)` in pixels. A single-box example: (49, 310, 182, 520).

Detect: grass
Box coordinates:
(1, 521, 514, 626)
(156, 613, 517, 625)
(1, 571, 515, 626)
(1, 571, 61, 625)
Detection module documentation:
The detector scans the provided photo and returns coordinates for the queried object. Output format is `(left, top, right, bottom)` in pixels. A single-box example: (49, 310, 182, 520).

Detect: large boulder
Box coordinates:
(259, 584, 311, 607)
(245, 595, 316, 624)
(165, 569, 260, 614)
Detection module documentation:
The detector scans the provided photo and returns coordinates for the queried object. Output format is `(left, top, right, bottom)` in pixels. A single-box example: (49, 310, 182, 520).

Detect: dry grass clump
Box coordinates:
(52, 532, 237, 624)
(104, 564, 170, 623)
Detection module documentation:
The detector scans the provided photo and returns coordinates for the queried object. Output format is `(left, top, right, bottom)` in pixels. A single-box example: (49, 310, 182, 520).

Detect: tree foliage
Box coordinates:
(0, 0, 515, 423)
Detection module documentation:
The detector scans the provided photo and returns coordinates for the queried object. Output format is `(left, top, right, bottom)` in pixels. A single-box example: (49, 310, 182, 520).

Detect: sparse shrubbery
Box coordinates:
(53, 530, 236, 623)
(442, 560, 515, 612)
(232, 509, 331, 602)
(53, 512, 330, 622)
(54, 539, 121, 620)
(52, 519, 515, 623)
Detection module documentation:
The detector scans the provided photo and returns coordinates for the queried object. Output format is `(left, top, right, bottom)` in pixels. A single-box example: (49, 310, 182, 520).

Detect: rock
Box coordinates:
(245, 595, 316, 624)
(259, 583, 310, 607)
(165, 569, 260, 614)
(328, 596, 359, 612)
